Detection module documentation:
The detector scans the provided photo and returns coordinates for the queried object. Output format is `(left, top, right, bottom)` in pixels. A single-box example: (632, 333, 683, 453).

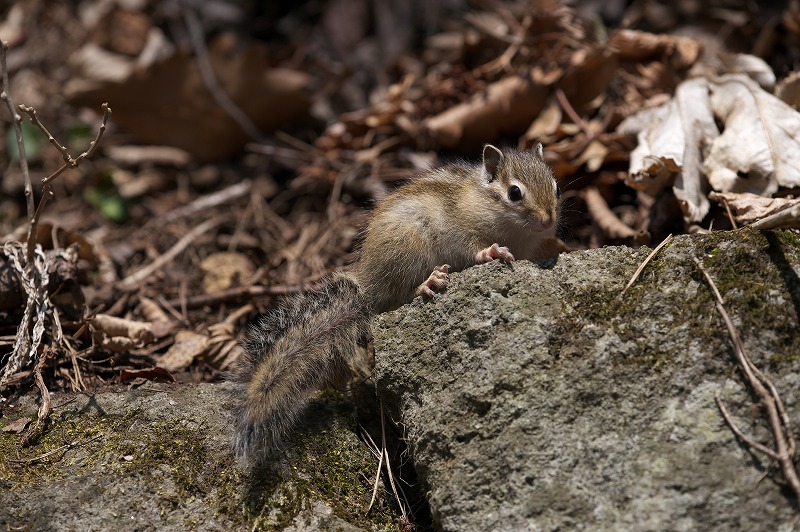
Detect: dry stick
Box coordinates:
(366, 428, 386, 514)
(0, 41, 33, 224)
(380, 402, 409, 522)
(721, 198, 738, 230)
(20, 103, 111, 264)
(714, 396, 780, 460)
(584, 186, 647, 243)
(164, 283, 303, 310)
(554, 86, 595, 140)
(9, 434, 103, 465)
(620, 234, 673, 296)
(120, 216, 224, 289)
(183, 9, 266, 143)
(692, 256, 800, 502)
(748, 205, 800, 231)
(21, 346, 54, 446)
(162, 179, 252, 224)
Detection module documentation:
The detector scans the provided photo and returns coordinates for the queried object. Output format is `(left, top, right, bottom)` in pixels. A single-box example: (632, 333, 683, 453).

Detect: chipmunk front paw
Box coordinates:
(476, 243, 515, 264)
(416, 264, 450, 299)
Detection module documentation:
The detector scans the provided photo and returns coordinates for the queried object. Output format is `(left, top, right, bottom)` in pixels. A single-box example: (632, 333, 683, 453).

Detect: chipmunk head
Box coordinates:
(481, 143, 558, 232)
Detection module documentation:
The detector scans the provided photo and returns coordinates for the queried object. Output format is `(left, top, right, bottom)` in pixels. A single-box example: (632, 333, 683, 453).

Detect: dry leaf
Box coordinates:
(120, 367, 175, 383)
(425, 73, 549, 150)
(704, 74, 800, 196)
(200, 252, 255, 293)
(523, 98, 561, 143)
(776, 71, 800, 108)
(91, 314, 154, 352)
(559, 47, 619, 113)
(138, 297, 176, 338)
(609, 29, 702, 69)
(720, 53, 776, 90)
(710, 191, 800, 225)
(67, 36, 311, 162)
(156, 330, 209, 373)
(2, 417, 31, 433)
(624, 77, 719, 222)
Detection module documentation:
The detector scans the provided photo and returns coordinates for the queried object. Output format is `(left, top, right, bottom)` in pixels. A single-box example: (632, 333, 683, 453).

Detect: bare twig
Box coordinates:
(721, 198, 738, 230)
(18, 104, 71, 162)
(366, 424, 386, 514)
(9, 434, 103, 465)
(0, 41, 32, 223)
(620, 234, 672, 296)
(693, 256, 800, 502)
(714, 395, 779, 460)
(585, 186, 649, 244)
(554, 86, 594, 140)
(183, 9, 266, 143)
(120, 216, 224, 289)
(19, 102, 111, 264)
(380, 402, 408, 521)
(21, 345, 54, 446)
(162, 180, 252, 224)
(748, 205, 800, 231)
(164, 283, 303, 310)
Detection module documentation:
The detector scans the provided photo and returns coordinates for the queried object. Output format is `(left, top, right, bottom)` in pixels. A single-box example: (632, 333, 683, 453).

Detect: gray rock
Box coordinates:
(374, 230, 800, 531)
(0, 383, 398, 531)
(3, 230, 799, 531)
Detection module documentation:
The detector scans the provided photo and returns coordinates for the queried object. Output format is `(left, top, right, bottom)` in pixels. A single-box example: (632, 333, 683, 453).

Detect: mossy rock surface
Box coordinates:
(0, 383, 399, 531)
(375, 230, 800, 531)
(4, 230, 800, 531)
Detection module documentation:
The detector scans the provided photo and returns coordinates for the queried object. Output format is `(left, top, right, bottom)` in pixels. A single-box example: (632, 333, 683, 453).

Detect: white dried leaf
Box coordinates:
(720, 53, 776, 90)
(626, 77, 719, 221)
(704, 74, 800, 196)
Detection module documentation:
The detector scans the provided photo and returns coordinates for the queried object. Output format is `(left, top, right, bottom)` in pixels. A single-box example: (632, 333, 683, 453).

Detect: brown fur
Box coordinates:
(232, 145, 558, 463)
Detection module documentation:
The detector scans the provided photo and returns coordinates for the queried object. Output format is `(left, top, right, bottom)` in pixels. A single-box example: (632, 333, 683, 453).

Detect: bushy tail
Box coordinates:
(230, 272, 371, 463)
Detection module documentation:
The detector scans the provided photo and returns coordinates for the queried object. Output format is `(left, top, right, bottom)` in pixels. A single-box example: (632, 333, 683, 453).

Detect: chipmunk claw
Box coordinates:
(476, 243, 515, 264)
(416, 264, 450, 299)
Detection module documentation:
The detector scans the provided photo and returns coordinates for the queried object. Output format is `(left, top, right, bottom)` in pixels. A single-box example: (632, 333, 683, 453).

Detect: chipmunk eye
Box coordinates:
(508, 185, 522, 202)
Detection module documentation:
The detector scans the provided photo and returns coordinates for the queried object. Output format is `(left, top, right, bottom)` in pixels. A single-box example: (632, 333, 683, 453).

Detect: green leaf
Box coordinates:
(6, 121, 43, 163)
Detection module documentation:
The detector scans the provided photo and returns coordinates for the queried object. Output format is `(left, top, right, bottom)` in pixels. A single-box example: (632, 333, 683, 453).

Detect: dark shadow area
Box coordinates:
(764, 231, 800, 324)
(242, 388, 433, 530)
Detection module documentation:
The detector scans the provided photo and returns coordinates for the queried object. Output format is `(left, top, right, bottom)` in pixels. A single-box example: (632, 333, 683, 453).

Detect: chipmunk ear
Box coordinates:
(533, 142, 544, 159)
(482, 144, 503, 182)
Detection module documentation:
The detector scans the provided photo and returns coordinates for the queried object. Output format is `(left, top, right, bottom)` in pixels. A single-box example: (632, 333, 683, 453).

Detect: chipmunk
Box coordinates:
(231, 143, 559, 463)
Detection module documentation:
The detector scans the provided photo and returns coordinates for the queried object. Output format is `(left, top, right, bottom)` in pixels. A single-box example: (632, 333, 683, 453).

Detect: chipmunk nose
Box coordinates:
(541, 214, 555, 229)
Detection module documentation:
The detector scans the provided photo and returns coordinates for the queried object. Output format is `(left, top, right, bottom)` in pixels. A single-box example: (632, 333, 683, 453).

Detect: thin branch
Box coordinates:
(748, 205, 800, 230)
(0, 41, 33, 223)
(554, 85, 594, 140)
(164, 283, 303, 310)
(183, 9, 266, 143)
(693, 255, 800, 502)
(9, 434, 103, 465)
(20, 103, 111, 266)
(163, 179, 252, 223)
(721, 198, 738, 230)
(380, 402, 408, 521)
(19, 104, 71, 163)
(366, 429, 386, 514)
(620, 234, 672, 296)
(21, 346, 54, 446)
(75, 102, 111, 162)
(714, 394, 780, 460)
(120, 216, 224, 289)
